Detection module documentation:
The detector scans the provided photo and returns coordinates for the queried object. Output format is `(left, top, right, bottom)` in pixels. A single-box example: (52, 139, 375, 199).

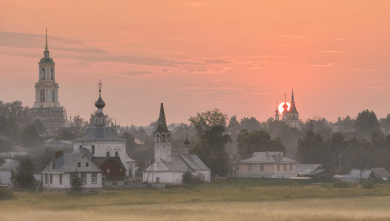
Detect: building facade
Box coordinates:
(238, 152, 298, 179)
(31, 29, 66, 131)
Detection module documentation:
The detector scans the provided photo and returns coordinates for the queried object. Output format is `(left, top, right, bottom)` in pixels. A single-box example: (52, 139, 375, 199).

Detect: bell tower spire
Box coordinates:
(45, 28, 48, 50)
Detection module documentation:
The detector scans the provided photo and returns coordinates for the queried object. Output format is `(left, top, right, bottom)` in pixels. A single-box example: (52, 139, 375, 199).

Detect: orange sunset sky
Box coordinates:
(1, 0, 390, 126)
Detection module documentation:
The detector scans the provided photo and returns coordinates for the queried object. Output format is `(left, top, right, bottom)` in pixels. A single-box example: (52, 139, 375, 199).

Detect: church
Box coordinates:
(143, 103, 211, 184)
(73, 81, 136, 180)
(276, 89, 301, 131)
(31, 29, 66, 131)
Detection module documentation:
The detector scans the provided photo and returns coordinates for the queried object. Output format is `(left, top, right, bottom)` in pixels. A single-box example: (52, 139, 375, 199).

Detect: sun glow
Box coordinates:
(278, 102, 291, 114)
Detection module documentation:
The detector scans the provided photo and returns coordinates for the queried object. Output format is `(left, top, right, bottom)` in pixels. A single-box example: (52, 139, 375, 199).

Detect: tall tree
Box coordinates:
(20, 125, 39, 148)
(237, 129, 285, 159)
(72, 114, 86, 130)
(240, 117, 261, 131)
(11, 159, 35, 188)
(57, 128, 75, 140)
(34, 119, 46, 135)
(355, 110, 380, 138)
(297, 130, 325, 164)
(88, 111, 112, 126)
(189, 109, 227, 137)
(122, 132, 136, 156)
(228, 116, 241, 132)
(189, 125, 232, 177)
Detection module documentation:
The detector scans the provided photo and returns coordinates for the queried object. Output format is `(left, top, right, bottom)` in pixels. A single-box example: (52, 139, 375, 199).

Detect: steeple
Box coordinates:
(43, 28, 50, 58)
(156, 103, 169, 133)
(289, 88, 299, 114)
(275, 102, 279, 121)
(45, 28, 48, 50)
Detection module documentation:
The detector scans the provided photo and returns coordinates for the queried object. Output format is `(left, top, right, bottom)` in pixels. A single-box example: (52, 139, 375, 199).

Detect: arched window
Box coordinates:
(92, 145, 95, 154)
(106, 151, 110, 157)
(79, 145, 82, 149)
(162, 134, 165, 143)
(41, 68, 45, 80)
(115, 151, 119, 157)
(52, 89, 56, 102)
(51, 68, 54, 80)
(167, 134, 170, 142)
(156, 134, 160, 143)
(40, 89, 45, 102)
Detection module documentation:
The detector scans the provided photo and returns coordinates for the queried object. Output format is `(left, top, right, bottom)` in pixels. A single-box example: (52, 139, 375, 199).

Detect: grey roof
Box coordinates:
(43, 150, 101, 173)
(344, 169, 372, 179)
(179, 154, 210, 171)
(161, 155, 194, 172)
(371, 168, 390, 180)
(240, 152, 297, 164)
(297, 164, 325, 175)
(74, 126, 127, 142)
(0, 160, 19, 171)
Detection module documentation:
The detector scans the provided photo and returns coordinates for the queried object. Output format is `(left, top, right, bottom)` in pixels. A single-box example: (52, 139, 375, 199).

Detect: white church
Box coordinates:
(143, 103, 211, 184)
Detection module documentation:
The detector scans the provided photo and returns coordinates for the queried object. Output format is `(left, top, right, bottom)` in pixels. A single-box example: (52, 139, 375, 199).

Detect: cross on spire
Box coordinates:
(98, 79, 102, 93)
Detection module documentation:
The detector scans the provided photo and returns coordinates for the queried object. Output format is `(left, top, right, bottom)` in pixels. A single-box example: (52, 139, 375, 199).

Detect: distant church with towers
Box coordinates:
(31, 29, 66, 131)
(275, 89, 301, 131)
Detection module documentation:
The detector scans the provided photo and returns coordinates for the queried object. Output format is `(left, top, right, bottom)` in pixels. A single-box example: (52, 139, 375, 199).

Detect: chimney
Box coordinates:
(55, 151, 64, 159)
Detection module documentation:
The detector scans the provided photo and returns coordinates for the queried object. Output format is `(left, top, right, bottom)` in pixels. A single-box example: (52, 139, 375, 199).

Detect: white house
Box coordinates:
(143, 103, 211, 184)
(42, 149, 103, 192)
(0, 159, 19, 188)
(72, 81, 136, 180)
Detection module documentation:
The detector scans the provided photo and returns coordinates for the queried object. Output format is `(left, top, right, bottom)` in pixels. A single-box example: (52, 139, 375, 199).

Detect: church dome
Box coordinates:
(95, 96, 105, 109)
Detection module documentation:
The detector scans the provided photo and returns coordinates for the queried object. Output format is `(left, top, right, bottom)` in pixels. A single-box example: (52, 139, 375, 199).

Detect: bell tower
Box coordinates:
(34, 28, 60, 108)
(154, 103, 172, 162)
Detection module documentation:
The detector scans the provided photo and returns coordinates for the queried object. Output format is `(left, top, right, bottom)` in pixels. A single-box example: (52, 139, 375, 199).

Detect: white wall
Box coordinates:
(143, 171, 183, 184)
(43, 173, 103, 189)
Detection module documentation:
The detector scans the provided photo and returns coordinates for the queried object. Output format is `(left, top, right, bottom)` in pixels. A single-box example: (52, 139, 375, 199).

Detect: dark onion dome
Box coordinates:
(95, 95, 106, 109)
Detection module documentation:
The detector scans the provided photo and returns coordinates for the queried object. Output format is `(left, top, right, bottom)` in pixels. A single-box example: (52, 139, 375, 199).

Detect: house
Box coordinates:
(340, 169, 373, 184)
(92, 157, 127, 186)
(41, 149, 103, 192)
(0, 160, 19, 188)
(297, 164, 326, 179)
(370, 168, 390, 183)
(238, 152, 298, 179)
(143, 103, 211, 184)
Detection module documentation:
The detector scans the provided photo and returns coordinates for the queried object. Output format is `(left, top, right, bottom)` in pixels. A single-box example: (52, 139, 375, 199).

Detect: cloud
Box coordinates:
(318, 51, 346, 54)
(205, 59, 231, 64)
(246, 55, 283, 58)
(300, 63, 335, 67)
(182, 87, 244, 91)
(349, 68, 376, 72)
(247, 66, 262, 70)
(167, 51, 184, 54)
(278, 34, 306, 39)
(122, 71, 153, 76)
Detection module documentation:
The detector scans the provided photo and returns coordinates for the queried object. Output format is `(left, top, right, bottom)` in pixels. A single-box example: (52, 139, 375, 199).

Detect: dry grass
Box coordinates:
(1, 185, 390, 220)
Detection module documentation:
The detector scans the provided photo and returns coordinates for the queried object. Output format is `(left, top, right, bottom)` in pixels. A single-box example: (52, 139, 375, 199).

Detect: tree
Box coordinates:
(189, 109, 227, 137)
(73, 114, 86, 130)
(122, 132, 136, 156)
(355, 110, 380, 138)
(11, 159, 34, 188)
(20, 125, 39, 148)
(228, 116, 241, 132)
(57, 128, 75, 140)
(0, 137, 13, 153)
(189, 125, 232, 177)
(70, 172, 82, 193)
(240, 117, 261, 131)
(379, 114, 390, 129)
(237, 129, 285, 159)
(88, 111, 112, 126)
(297, 130, 325, 164)
(34, 119, 46, 135)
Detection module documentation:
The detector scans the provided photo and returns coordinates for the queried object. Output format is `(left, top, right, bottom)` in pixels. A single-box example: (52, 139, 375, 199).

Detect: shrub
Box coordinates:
(363, 180, 376, 189)
(0, 188, 14, 200)
(332, 180, 357, 188)
(70, 172, 82, 193)
(182, 172, 205, 185)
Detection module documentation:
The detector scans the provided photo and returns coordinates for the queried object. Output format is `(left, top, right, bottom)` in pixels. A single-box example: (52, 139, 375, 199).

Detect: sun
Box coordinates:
(278, 102, 291, 114)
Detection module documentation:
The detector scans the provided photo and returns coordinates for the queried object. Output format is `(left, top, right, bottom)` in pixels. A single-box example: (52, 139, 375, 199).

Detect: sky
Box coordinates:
(1, 0, 390, 126)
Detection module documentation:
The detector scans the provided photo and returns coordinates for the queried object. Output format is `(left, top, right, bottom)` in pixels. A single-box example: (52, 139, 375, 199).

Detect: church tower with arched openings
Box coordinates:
(31, 29, 66, 131)
(154, 103, 172, 162)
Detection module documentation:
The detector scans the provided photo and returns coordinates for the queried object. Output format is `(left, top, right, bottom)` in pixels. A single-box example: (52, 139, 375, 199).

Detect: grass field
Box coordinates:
(1, 185, 390, 221)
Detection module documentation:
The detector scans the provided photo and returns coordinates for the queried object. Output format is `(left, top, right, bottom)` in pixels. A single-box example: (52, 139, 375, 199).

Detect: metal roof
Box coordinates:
(74, 126, 127, 142)
(240, 152, 296, 164)
(297, 164, 324, 175)
(179, 154, 210, 171)
(371, 168, 390, 180)
(43, 151, 102, 174)
(146, 154, 210, 172)
(344, 169, 372, 179)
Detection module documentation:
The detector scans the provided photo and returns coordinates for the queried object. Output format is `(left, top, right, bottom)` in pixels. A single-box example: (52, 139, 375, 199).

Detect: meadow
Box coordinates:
(1, 184, 390, 221)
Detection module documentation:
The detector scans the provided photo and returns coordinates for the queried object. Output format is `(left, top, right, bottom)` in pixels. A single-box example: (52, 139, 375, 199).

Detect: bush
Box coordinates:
(70, 172, 82, 193)
(363, 180, 376, 189)
(0, 188, 14, 200)
(182, 172, 205, 185)
(332, 180, 357, 188)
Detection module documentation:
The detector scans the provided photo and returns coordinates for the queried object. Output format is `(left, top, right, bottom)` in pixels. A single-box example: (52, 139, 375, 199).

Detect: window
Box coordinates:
(162, 134, 165, 142)
(45, 174, 48, 184)
(107, 168, 110, 173)
(115, 151, 119, 157)
(277, 165, 280, 172)
(41, 68, 45, 79)
(260, 164, 264, 172)
(51, 68, 54, 80)
(50, 174, 53, 184)
(156, 134, 160, 143)
(59, 174, 62, 185)
(156, 177, 160, 183)
(81, 173, 86, 185)
(91, 173, 97, 184)
(129, 169, 132, 177)
(78, 162, 81, 167)
(79, 145, 82, 149)
(248, 165, 252, 172)
(52, 89, 55, 102)
(40, 89, 45, 102)
(92, 145, 95, 154)
(86, 162, 89, 168)
(289, 164, 293, 171)
(106, 151, 110, 157)
(283, 165, 287, 171)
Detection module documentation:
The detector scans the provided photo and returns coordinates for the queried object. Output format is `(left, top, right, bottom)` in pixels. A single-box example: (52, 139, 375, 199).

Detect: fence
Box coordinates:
(105, 183, 165, 189)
